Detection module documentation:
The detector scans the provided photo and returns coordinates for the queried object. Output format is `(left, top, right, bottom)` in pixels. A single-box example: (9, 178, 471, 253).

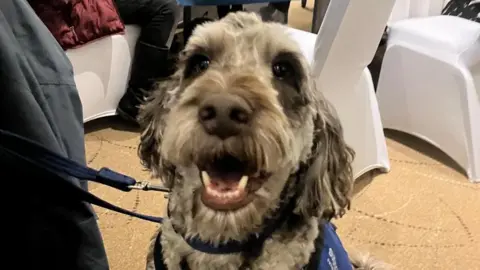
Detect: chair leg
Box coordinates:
(311, 0, 329, 33)
(311, 0, 318, 33)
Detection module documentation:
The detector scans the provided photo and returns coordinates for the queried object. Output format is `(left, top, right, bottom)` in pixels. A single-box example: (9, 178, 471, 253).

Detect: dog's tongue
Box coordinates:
(201, 169, 250, 210)
(207, 170, 243, 191)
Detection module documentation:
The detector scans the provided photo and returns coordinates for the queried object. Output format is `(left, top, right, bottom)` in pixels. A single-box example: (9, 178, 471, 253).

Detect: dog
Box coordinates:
(138, 11, 389, 270)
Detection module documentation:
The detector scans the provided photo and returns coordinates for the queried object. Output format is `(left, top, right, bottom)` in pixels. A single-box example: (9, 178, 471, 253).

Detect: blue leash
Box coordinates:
(0, 127, 300, 253)
(0, 128, 263, 254)
(0, 127, 298, 255)
(0, 128, 169, 224)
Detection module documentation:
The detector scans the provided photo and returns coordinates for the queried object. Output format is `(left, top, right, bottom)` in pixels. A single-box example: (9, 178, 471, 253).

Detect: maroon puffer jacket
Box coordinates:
(28, 0, 125, 50)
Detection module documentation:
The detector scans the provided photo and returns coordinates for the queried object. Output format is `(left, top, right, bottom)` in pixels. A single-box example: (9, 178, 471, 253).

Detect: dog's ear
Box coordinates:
(137, 78, 179, 188)
(297, 95, 355, 220)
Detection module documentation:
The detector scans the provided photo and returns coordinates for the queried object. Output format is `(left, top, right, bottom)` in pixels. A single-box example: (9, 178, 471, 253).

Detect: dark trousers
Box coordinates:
(115, 0, 180, 51)
(217, 4, 243, 19)
(114, 0, 181, 121)
(270, 1, 290, 14)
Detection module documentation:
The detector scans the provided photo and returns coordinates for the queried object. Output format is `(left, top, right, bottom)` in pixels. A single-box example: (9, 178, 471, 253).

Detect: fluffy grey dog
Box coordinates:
(138, 11, 388, 270)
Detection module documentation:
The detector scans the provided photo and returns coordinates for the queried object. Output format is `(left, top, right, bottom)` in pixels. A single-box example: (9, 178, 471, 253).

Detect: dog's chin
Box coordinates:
(197, 154, 272, 212)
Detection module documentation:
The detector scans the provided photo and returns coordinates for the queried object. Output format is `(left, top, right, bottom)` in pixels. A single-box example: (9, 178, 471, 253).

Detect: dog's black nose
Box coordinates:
(198, 95, 252, 139)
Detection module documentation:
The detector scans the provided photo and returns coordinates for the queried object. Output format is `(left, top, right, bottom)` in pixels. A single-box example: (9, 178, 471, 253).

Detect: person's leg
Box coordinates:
(269, 1, 290, 14)
(218, 4, 243, 19)
(217, 5, 231, 19)
(231, 4, 243, 12)
(115, 0, 181, 123)
(259, 1, 290, 24)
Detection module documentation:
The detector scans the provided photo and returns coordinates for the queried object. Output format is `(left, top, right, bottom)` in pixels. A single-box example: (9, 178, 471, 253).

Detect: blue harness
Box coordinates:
(0, 128, 352, 270)
(153, 222, 351, 270)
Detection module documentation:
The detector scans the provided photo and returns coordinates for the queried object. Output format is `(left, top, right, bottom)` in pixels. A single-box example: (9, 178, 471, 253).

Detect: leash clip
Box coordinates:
(128, 181, 171, 193)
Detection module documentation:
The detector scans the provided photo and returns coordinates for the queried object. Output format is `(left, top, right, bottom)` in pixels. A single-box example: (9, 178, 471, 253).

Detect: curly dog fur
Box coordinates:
(138, 11, 389, 270)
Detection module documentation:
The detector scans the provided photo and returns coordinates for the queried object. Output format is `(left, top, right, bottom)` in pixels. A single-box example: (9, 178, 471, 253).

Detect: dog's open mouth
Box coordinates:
(198, 155, 270, 211)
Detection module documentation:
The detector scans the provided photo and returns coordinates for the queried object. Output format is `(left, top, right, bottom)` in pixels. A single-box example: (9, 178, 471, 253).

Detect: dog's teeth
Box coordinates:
(238, 175, 249, 190)
(201, 171, 211, 186)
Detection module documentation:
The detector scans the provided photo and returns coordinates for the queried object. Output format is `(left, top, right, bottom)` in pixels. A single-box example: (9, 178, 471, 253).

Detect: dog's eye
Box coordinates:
(272, 61, 294, 79)
(185, 54, 210, 78)
(194, 57, 210, 73)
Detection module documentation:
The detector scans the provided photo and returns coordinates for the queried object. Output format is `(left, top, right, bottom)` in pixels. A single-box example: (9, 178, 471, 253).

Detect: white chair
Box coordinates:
(287, 0, 396, 179)
(408, 0, 446, 18)
(66, 25, 141, 123)
(388, 0, 411, 24)
(387, 0, 449, 25)
(376, 15, 480, 183)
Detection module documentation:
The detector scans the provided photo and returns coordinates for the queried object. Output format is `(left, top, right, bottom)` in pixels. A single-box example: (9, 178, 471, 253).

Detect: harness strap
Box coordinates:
(0, 128, 165, 223)
(153, 222, 352, 270)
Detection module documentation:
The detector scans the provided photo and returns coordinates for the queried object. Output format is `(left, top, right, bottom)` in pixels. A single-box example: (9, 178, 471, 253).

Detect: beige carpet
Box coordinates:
(84, 3, 479, 269)
(85, 115, 480, 270)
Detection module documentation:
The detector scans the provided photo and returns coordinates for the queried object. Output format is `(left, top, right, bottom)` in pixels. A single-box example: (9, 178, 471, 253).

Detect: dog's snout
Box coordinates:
(198, 95, 252, 139)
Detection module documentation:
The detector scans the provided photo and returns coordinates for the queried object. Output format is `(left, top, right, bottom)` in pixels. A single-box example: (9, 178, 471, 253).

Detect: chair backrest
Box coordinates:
(387, 0, 449, 25)
(409, 0, 447, 17)
(388, 0, 411, 23)
(311, 0, 396, 98)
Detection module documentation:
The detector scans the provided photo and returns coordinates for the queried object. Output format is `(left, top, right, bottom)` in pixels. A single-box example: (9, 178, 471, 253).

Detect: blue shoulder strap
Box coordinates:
(318, 223, 351, 270)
